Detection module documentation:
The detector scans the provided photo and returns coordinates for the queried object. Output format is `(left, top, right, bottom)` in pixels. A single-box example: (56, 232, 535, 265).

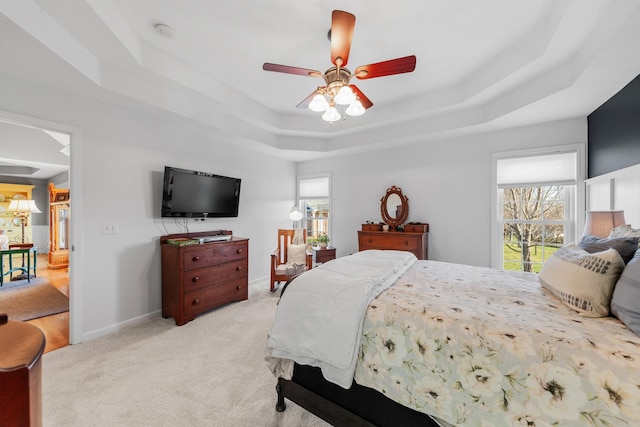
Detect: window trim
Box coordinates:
(491, 143, 586, 269)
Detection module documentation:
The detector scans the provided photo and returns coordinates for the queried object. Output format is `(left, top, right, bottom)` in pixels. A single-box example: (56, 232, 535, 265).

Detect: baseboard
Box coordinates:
(80, 277, 268, 343)
(81, 309, 162, 342)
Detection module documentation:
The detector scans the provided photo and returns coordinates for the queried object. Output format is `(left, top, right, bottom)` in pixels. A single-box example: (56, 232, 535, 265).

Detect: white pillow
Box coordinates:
(538, 245, 625, 317)
(609, 224, 640, 242)
(287, 244, 307, 265)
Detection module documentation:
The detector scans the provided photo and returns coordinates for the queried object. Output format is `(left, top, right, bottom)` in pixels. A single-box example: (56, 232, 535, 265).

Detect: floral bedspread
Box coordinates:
(353, 260, 640, 426)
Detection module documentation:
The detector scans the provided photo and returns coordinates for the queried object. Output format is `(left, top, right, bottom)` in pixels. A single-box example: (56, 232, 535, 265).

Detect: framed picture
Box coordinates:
(55, 193, 69, 202)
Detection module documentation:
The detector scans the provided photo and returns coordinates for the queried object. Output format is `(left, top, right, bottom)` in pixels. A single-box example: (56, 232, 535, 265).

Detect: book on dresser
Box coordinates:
(160, 230, 249, 326)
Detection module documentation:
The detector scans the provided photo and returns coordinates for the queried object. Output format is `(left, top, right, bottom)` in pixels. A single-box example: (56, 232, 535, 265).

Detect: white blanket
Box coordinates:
(266, 250, 417, 388)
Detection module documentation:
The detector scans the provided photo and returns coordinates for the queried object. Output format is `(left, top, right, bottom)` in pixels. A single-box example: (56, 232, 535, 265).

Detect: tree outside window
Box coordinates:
(502, 186, 566, 273)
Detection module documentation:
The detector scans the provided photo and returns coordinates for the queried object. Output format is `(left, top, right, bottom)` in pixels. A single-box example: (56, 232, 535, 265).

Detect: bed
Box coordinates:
(266, 247, 640, 426)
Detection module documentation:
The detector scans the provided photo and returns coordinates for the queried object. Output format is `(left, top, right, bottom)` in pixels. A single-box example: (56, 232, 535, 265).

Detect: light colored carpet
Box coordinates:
(42, 283, 331, 427)
(0, 277, 69, 321)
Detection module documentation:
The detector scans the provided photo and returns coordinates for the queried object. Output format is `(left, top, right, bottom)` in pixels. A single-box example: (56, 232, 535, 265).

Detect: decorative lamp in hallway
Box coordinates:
(6, 199, 41, 244)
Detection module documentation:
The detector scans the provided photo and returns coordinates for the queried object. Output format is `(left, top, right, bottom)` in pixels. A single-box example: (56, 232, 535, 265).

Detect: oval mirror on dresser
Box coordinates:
(380, 185, 409, 230)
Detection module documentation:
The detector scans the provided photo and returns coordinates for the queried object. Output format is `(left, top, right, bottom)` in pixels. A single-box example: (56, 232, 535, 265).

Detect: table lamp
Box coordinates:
(6, 199, 41, 244)
(582, 210, 626, 238)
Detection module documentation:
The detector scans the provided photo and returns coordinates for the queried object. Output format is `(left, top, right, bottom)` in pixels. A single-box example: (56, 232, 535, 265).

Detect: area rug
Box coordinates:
(0, 277, 69, 321)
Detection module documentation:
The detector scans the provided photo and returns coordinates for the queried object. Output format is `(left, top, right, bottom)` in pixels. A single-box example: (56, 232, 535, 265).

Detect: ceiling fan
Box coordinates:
(263, 10, 416, 122)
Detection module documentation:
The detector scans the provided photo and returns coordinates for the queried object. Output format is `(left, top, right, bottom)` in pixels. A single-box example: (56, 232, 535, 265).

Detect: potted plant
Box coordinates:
(318, 234, 330, 248)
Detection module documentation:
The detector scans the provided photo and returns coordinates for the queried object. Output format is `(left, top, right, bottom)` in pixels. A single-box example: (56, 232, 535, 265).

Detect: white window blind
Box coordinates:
(497, 152, 577, 188)
(299, 177, 329, 198)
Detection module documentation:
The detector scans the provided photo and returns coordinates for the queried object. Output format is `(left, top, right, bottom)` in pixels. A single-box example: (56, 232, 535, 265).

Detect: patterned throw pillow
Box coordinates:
(538, 245, 625, 317)
(578, 235, 639, 264)
(611, 251, 640, 336)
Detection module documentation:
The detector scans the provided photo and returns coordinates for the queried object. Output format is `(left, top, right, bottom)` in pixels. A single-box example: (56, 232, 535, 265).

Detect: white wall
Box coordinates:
(0, 69, 587, 342)
(0, 78, 297, 341)
(297, 118, 587, 267)
(586, 162, 640, 227)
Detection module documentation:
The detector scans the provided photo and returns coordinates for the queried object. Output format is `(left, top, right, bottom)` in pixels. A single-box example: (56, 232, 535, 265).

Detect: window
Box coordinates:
(297, 175, 331, 241)
(492, 146, 584, 273)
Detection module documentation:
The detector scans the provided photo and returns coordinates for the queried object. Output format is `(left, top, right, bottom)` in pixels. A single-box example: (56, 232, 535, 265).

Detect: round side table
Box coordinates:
(0, 315, 46, 427)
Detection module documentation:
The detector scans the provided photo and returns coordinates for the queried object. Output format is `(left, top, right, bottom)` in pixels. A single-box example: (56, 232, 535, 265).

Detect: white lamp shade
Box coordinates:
(345, 100, 366, 117)
(7, 199, 41, 214)
(322, 106, 341, 122)
(309, 95, 329, 112)
(288, 206, 303, 221)
(334, 86, 356, 105)
(582, 211, 626, 238)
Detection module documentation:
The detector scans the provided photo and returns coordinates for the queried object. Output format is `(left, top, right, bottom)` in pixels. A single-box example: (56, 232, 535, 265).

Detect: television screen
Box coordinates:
(161, 166, 241, 218)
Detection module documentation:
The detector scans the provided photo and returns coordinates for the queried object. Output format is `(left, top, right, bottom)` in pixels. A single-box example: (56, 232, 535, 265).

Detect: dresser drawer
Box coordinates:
(183, 241, 247, 271)
(358, 229, 428, 260)
(360, 234, 421, 251)
(184, 279, 248, 318)
(183, 259, 248, 292)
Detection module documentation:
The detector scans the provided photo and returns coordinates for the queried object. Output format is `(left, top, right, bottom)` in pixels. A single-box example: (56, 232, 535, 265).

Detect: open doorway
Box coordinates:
(0, 111, 78, 352)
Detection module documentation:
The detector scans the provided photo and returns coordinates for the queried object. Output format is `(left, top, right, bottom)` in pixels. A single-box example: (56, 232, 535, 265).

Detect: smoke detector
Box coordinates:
(153, 23, 173, 38)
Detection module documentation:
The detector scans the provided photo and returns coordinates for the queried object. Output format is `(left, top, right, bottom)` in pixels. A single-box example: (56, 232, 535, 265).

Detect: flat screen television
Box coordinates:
(161, 166, 241, 218)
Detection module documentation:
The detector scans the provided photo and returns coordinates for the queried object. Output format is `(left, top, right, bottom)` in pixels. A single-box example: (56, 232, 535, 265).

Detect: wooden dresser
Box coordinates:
(161, 230, 248, 326)
(358, 223, 429, 260)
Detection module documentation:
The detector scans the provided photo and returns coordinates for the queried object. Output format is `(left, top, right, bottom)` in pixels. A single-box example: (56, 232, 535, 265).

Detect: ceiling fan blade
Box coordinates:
(354, 55, 417, 79)
(349, 85, 373, 109)
(263, 63, 321, 77)
(330, 10, 356, 67)
(296, 91, 320, 109)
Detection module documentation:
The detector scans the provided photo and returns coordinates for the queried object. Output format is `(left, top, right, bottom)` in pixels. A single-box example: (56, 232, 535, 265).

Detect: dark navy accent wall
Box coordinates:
(587, 74, 640, 178)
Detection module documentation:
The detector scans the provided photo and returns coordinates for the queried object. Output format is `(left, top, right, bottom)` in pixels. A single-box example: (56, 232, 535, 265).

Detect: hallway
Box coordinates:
(23, 253, 69, 353)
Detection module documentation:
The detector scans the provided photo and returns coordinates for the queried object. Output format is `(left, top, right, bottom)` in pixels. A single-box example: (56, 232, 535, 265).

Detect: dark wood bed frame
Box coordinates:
(276, 363, 441, 427)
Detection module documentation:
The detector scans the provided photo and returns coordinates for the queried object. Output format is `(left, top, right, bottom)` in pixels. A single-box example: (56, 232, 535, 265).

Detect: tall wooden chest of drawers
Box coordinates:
(358, 223, 429, 260)
(161, 231, 248, 326)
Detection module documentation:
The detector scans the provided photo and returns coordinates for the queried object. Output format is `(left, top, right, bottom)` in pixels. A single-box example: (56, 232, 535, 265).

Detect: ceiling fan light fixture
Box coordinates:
(345, 100, 366, 117)
(262, 10, 416, 123)
(334, 86, 356, 105)
(322, 106, 341, 122)
(309, 94, 329, 112)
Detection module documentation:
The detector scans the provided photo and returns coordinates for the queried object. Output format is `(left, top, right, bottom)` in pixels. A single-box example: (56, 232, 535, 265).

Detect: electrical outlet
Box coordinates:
(102, 223, 118, 234)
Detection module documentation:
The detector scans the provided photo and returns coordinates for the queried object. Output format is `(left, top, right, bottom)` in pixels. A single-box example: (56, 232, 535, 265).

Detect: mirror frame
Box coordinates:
(380, 185, 409, 230)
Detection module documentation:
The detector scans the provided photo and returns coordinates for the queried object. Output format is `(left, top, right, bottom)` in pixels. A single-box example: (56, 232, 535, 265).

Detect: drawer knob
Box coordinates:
(405, 241, 409, 245)
(236, 286, 241, 291)
(192, 256, 200, 262)
(192, 276, 200, 282)
(236, 249, 243, 254)
(368, 239, 373, 243)
(192, 299, 200, 305)
(236, 266, 242, 271)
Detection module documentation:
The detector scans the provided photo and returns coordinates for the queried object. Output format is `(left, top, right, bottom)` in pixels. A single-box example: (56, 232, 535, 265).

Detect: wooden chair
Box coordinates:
(270, 229, 313, 291)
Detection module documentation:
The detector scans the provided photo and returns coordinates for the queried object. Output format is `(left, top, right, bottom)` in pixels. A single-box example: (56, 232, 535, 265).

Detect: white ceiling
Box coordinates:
(2, 0, 640, 162)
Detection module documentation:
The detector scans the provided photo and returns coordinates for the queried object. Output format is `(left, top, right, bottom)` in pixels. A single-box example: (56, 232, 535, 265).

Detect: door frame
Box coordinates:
(0, 109, 84, 344)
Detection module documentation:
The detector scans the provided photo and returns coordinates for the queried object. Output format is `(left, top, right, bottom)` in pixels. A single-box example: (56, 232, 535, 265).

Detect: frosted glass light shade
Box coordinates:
(288, 206, 303, 221)
(345, 100, 365, 116)
(582, 211, 626, 238)
(334, 86, 356, 105)
(322, 106, 341, 122)
(309, 94, 328, 112)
